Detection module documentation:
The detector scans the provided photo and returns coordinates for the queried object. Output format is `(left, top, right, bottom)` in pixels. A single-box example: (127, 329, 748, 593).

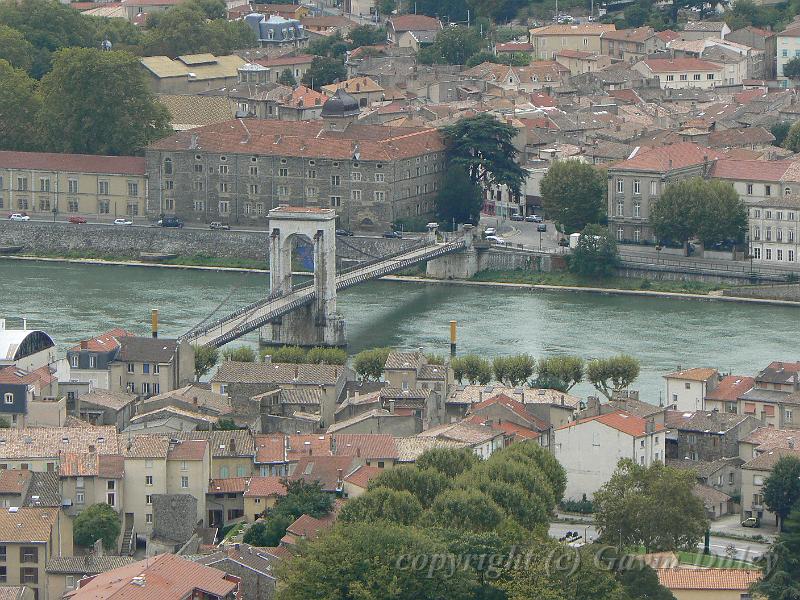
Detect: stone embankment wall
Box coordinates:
(0, 221, 415, 263)
(722, 283, 800, 301)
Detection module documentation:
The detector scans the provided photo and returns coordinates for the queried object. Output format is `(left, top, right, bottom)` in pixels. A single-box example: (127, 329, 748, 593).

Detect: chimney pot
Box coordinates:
(80, 340, 88, 350)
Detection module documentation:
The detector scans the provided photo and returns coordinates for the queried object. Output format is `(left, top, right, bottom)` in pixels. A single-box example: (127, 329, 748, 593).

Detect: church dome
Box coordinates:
(321, 88, 360, 118)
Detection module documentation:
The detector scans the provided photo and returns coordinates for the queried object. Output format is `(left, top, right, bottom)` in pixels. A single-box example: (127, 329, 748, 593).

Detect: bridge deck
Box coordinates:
(182, 239, 466, 347)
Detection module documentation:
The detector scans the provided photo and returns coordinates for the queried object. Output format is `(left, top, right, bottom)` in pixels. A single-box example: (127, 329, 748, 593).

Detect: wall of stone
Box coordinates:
(0, 221, 417, 262)
(722, 283, 800, 301)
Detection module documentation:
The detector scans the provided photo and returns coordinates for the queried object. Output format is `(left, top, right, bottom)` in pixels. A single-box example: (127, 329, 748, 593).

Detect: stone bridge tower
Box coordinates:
(264, 206, 346, 347)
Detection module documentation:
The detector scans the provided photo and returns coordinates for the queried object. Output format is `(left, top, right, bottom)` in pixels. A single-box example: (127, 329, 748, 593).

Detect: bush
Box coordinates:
(306, 347, 347, 365)
(560, 497, 594, 514)
(73, 503, 121, 550)
(265, 346, 307, 363)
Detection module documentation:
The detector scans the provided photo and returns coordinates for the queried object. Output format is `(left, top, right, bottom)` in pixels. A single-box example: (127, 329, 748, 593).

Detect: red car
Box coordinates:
(68, 216, 87, 224)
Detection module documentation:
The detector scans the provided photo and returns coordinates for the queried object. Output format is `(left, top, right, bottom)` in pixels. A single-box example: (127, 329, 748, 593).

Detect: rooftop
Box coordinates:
(211, 361, 346, 386)
(417, 421, 502, 445)
(47, 555, 137, 575)
(0, 507, 57, 543)
(656, 567, 760, 590)
(117, 337, 178, 364)
(558, 409, 663, 437)
(705, 375, 755, 402)
(388, 14, 442, 32)
(0, 427, 119, 459)
(530, 23, 615, 36)
(610, 142, 721, 172)
(664, 410, 752, 433)
(244, 476, 286, 497)
(0, 152, 144, 176)
(664, 367, 718, 382)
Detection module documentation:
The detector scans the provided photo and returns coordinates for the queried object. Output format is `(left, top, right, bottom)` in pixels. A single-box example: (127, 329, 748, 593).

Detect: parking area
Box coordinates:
(711, 514, 778, 541)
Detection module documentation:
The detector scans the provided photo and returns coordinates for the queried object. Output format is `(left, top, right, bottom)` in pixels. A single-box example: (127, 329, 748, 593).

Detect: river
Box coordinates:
(2, 259, 797, 403)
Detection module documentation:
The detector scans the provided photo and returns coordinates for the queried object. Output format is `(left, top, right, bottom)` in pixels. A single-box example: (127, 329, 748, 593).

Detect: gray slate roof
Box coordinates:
(46, 555, 137, 574)
(117, 337, 178, 363)
(211, 361, 344, 385)
(25, 472, 61, 507)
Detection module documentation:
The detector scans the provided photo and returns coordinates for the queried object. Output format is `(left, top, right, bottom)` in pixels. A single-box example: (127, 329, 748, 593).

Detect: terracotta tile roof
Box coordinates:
(394, 437, 467, 461)
(743, 447, 800, 470)
(531, 23, 615, 36)
(70, 329, 132, 353)
(194, 542, 279, 577)
(417, 421, 502, 445)
(332, 434, 398, 460)
(556, 49, 596, 59)
(174, 430, 255, 458)
(286, 434, 330, 461)
(254, 434, 286, 463)
(0, 469, 31, 494)
(656, 29, 680, 42)
(0, 152, 144, 176)
(606, 398, 665, 418)
(157, 95, 235, 130)
(65, 553, 238, 600)
(0, 507, 57, 543)
(124, 434, 170, 458)
(665, 409, 752, 433)
(79, 390, 137, 411)
(708, 126, 775, 148)
(449, 384, 580, 408)
(321, 76, 384, 95)
(0, 588, 32, 600)
(705, 376, 755, 402)
(142, 385, 231, 415)
(60, 453, 124, 478)
(694, 482, 730, 506)
(465, 415, 541, 440)
(0, 365, 56, 387)
(602, 26, 655, 42)
(280, 85, 326, 108)
(167, 439, 208, 461)
(284, 510, 337, 541)
(558, 409, 663, 437)
(388, 14, 442, 32)
(470, 393, 546, 428)
(209, 477, 248, 494)
(289, 455, 357, 491)
(384, 351, 422, 370)
(343, 464, 380, 488)
(640, 58, 723, 72)
(710, 158, 793, 181)
(0, 427, 119, 460)
(611, 142, 721, 172)
(244, 476, 286, 497)
(684, 20, 727, 31)
(664, 367, 718, 382)
(211, 361, 346, 385)
(656, 568, 760, 590)
(530, 92, 557, 107)
(254, 54, 315, 67)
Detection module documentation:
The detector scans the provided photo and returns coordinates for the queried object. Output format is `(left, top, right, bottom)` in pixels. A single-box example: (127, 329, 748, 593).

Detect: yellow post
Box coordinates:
(450, 320, 457, 357)
(151, 309, 159, 338)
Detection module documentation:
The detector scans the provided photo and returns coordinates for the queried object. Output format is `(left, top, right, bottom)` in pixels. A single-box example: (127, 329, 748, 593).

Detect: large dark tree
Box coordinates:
(755, 501, 800, 600)
(569, 223, 619, 278)
(418, 26, 482, 65)
(73, 503, 121, 550)
(763, 456, 800, 530)
(434, 166, 483, 229)
(38, 48, 171, 155)
(348, 25, 385, 48)
(587, 355, 640, 400)
(0, 60, 41, 151)
(541, 160, 607, 234)
(0, 24, 35, 72)
(415, 0, 469, 21)
(441, 113, 526, 196)
(301, 56, 346, 90)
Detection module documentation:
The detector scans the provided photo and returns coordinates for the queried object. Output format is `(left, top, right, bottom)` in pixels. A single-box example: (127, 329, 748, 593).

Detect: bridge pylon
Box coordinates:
(263, 206, 346, 347)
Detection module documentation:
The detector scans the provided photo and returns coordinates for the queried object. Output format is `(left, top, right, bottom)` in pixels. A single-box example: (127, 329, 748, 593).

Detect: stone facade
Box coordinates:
(151, 493, 198, 544)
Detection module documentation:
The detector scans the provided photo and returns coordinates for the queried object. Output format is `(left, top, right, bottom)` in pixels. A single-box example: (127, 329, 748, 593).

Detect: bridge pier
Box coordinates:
(426, 225, 478, 279)
(260, 306, 346, 348)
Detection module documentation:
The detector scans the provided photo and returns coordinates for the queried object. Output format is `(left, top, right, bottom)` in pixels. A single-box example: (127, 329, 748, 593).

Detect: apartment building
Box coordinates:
(0, 366, 59, 429)
(0, 427, 120, 473)
(777, 18, 800, 80)
(145, 118, 445, 230)
(741, 447, 800, 524)
(600, 26, 663, 63)
(737, 361, 800, 428)
(0, 507, 73, 600)
(633, 58, 725, 89)
(139, 54, 246, 94)
(665, 410, 759, 462)
(529, 23, 616, 60)
(607, 142, 720, 244)
(0, 152, 146, 220)
(663, 367, 720, 412)
(59, 453, 125, 518)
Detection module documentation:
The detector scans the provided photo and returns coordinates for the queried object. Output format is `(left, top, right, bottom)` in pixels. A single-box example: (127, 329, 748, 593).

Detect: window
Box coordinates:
(707, 73, 714, 80)
(787, 409, 794, 422)
(16, 177, 27, 191)
(753, 226, 760, 241)
(778, 249, 784, 260)
(219, 182, 229, 193)
(685, 382, 691, 390)
(778, 211, 784, 220)
(219, 165, 228, 175)
(617, 227, 624, 241)
(351, 171, 362, 181)
(766, 185, 772, 196)
(21, 547, 38, 563)
(754, 475, 764, 486)
(219, 466, 229, 478)
(76, 491, 84, 504)
(146, 513, 153, 524)
(107, 492, 115, 507)
(164, 158, 173, 175)
(330, 196, 341, 207)
(778, 228, 784, 241)
(634, 201, 640, 218)
(766, 248, 773, 260)
(180, 460, 188, 471)
(39, 178, 50, 192)
(306, 169, 316, 178)
(617, 200, 624, 216)
(193, 200, 205, 212)
(634, 228, 640, 242)
(21, 568, 37, 584)
(374, 191, 385, 202)
(146, 494, 152, 505)
(145, 475, 153, 486)
(3, 394, 12, 405)
(88, 355, 96, 369)
(278, 168, 288, 177)
(790, 250, 795, 262)
(66, 575, 75, 589)
(249, 184, 259, 195)
(153, 364, 160, 375)
(153, 383, 160, 394)
(142, 363, 150, 374)
(145, 459, 153, 469)
(650, 180, 657, 195)
(38, 197, 50, 212)
(375, 173, 385, 183)
(98, 200, 109, 214)
(181, 476, 189, 488)
(784, 49, 789, 57)
(633, 179, 640, 194)
(193, 181, 204, 192)
(0, 546, 6, 561)
(250, 166, 258, 176)
(219, 201, 230, 214)
(71, 355, 78, 368)
(766, 210, 772, 219)
(616, 179, 624, 193)
(194, 164, 203, 173)
(753, 247, 761, 259)
(693, 73, 701, 81)
(747, 183, 753, 195)
(236, 466, 246, 477)
(68, 179, 78, 194)
(351, 189, 361, 202)
(666, 75, 674, 81)
(331, 175, 340, 186)
(766, 226, 772, 241)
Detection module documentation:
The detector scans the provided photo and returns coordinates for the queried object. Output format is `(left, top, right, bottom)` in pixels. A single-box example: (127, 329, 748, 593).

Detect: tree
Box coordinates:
(416, 447, 479, 478)
(426, 488, 505, 532)
(308, 32, 349, 58)
(193, 345, 219, 380)
(305, 347, 347, 365)
(349, 25, 385, 48)
(442, 113, 525, 196)
(368, 466, 452, 506)
(414, 0, 469, 21)
(222, 345, 256, 362)
(569, 224, 619, 278)
(418, 27, 482, 65)
(277, 68, 296, 87)
(771, 121, 791, 147)
(273, 479, 333, 520)
(541, 160, 607, 234)
(493, 354, 535, 386)
(352, 347, 391, 380)
(339, 487, 423, 525)
(785, 120, 800, 153)
(186, 0, 226, 19)
(784, 57, 800, 79)
(650, 178, 699, 248)
(301, 56, 346, 90)
(755, 502, 800, 600)
(434, 165, 483, 229)
(0, 417, 9, 429)
(276, 522, 478, 600)
(0, 60, 41, 151)
(0, 25, 35, 72)
(587, 355, 640, 400)
(214, 417, 240, 430)
(763, 456, 800, 530)
(205, 19, 258, 55)
(73, 503, 122, 550)
(242, 514, 293, 546)
(617, 563, 677, 600)
(594, 460, 708, 552)
(451, 354, 493, 385)
(624, 0, 653, 27)
(536, 356, 584, 391)
(267, 345, 307, 363)
(38, 48, 171, 155)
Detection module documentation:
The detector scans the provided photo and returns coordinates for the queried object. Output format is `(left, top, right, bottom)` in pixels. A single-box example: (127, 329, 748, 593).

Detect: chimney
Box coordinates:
(151, 309, 158, 339)
(336, 468, 343, 485)
(193, 397, 198, 406)
(229, 437, 236, 454)
(329, 435, 335, 454)
(80, 340, 88, 350)
(356, 447, 361, 458)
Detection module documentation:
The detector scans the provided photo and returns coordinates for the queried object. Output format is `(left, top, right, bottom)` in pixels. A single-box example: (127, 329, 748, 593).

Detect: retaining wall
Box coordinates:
(722, 283, 800, 301)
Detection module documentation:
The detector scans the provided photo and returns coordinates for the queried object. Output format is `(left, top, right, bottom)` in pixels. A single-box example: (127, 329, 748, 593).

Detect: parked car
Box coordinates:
(209, 222, 230, 230)
(113, 218, 133, 226)
(484, 227, 497, 236)
(8, 213, 30, 221)
(742, 517, 760, 528)
(336, 228, 354, 236)
(159, 216, 183, 228)
(526, 214, 543, 223)
(485, 235, 507, 245)
(558, 237, 570, 247)
(510, 213, 524, 221)
(68, 216, 87, 224)
(383, 230, 403, 239)
(537, 223, 547, 232)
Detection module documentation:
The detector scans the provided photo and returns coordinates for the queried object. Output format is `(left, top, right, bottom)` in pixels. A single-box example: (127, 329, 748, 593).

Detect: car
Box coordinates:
(510, 213, 524, 221)
(484, 227, 497, 236)
(537, 223, 547, 232)
(558, 237, 570, 247)
(485, 235, 506, 245)
(113, 218, 133, 226)
(159, 216, 183, 228)
(8, 213, 30, 222)
(209, 222, 230, 230)
(383, 230, 403, 239)
(336, 228, 354, 236)
(526, 214, 543, 223)
(68, 216, 87, 224)
(426, 222, 439, 229)
(742, 517, 760, 528)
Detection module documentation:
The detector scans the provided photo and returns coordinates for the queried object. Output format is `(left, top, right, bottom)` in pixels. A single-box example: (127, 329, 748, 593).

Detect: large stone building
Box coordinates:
(528, 23, 615, 60)
(145, 96, 445, 229)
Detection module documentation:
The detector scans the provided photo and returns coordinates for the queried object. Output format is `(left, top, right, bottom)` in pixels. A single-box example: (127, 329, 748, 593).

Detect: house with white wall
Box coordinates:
(663, 368, 719, 412)
(554, 410, 665, 500)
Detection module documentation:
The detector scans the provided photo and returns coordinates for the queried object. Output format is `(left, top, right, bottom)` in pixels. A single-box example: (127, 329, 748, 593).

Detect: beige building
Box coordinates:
(242, 476, 286, 522)
(0, 152, 146, 220)
(59, 453, 125, 519)
(140, 54, 247, 94)
(321, 77, 385, 108)
(0, 507, 73, 600)
(554, 50, 611, 75)
(529, 23, 615, 60)
(600, 26, 663, 63)
(633, 58, 725, 89)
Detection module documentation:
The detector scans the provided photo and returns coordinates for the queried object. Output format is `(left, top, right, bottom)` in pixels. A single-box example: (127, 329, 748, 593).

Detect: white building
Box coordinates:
(554, 410, 665, 500)
(0, 319, 56, 372)
(777, 18, 800, 80)
(633, 58, 724, 89)
(663, 368, 719, 412)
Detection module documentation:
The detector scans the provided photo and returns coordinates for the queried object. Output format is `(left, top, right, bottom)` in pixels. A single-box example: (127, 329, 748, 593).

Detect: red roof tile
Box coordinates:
(611, 142, 721, 172)
(332, 434, 398, 460)
(710, 159, 792, 182)
(0, 151, 145, 175)
(557, 409, 663, 437)
(388, 14, 442, 32)
(70, 329, 133, 353)
(166, 439, 207, 461)
(602, 26, 655, 42)
(0, 365, 55, 387)
(0, 469, 31, 494)
(655, 29, 680, 42)
(254, 54, 315, 68)
(656, 568, 760, 590)
(254, 435, 285, 463)
(244, 476, 286, 497)
(470, 394, 547, 429)
(289, 455, 356, 491)
(208, 477, 248, 494)
(465, 415, 541, 440)
(640, 58, 723, 72)
(343, 464, 380, 489)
